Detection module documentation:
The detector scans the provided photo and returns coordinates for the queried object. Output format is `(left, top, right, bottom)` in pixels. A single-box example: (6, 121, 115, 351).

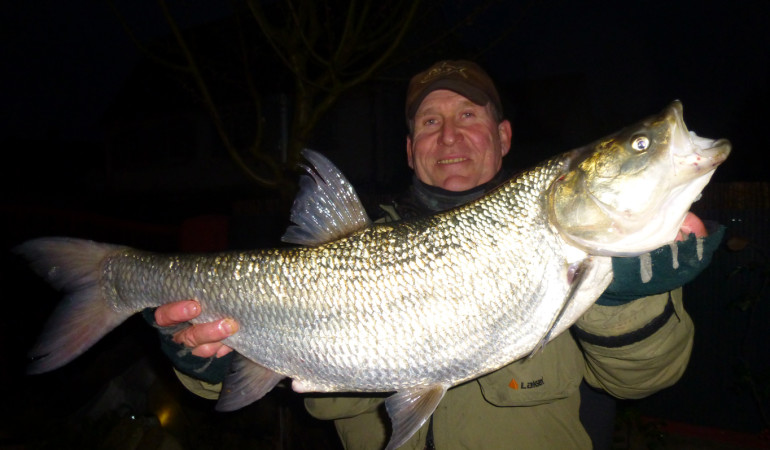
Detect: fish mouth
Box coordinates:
(669, 100, 731, 169)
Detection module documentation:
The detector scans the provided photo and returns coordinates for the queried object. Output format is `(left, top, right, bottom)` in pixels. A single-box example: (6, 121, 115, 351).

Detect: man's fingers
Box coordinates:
(154, 300, 239, 358)
(191, 343, 224, 358)
(155, 300, 201, 326)
(189, 343, 235, 358)
(173, 318, 239, 348)
(676, 212, 708, 241)
(215, 345, 234, 358)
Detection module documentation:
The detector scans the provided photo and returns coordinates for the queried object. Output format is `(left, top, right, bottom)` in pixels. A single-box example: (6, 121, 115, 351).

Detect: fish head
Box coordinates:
(548, 100, 730, 256)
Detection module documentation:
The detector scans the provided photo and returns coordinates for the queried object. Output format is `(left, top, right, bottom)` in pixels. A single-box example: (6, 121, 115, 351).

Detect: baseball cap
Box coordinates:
(405, 60, 503, 122)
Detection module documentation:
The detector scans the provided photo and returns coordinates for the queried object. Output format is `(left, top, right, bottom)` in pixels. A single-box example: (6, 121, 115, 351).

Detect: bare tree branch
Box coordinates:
(111, 0, 522, 190)
(158, 0, 281, 188)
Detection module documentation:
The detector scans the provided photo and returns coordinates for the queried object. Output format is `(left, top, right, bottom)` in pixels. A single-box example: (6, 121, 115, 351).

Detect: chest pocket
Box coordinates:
(477, 332, 585, 406)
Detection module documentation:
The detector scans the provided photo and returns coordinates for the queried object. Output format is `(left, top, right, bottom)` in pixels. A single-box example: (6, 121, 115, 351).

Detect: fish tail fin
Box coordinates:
(14, 237, 129, 374)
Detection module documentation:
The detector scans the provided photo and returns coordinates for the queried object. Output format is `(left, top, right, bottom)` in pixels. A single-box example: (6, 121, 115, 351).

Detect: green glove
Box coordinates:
(142, 308, 234, 384)
(598, 224, 725, 306)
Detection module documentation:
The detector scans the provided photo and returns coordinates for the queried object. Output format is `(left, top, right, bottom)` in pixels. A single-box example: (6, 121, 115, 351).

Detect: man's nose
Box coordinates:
(440, 121, 461, 146)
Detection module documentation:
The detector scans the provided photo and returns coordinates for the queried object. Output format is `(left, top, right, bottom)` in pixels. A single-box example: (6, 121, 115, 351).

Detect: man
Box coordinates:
(152, 60, 722, 448)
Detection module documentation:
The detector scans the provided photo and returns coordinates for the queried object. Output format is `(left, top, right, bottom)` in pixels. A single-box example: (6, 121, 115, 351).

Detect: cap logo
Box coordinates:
(419, 62, 468, 84)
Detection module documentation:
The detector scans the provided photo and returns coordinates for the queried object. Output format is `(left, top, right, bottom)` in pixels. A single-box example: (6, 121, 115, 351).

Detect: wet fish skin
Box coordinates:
(549, 101, 730, 255)
(16, 101, 729, 450)
(101, 160, 582, 393)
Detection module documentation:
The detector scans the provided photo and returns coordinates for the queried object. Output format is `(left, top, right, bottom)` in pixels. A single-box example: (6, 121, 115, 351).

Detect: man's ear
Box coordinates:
(498, 119, 512, 157)
(406, 135, 415, 169)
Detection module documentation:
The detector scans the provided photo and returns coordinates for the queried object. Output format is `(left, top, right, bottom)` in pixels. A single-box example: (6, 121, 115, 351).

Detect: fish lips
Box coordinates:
(668, 100, 731, 172)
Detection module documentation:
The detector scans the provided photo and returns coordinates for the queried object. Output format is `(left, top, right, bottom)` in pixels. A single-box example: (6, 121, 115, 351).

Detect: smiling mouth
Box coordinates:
(437, 157, 468, 165)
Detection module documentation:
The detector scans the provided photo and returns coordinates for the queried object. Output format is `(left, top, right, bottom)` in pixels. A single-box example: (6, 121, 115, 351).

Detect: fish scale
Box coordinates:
(94, 156, 573, 395)
(17, 101, 730, 449)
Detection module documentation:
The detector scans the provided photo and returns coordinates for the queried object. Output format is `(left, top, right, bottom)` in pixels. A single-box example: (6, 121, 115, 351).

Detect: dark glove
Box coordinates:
(142, 308, 234, 384)
(598, 223, 725, 306)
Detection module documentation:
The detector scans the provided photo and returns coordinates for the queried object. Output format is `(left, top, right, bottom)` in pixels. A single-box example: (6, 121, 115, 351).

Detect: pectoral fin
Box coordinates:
(529, 258, 594, 357)
(215, 355, 285, 412)
(383, 384, 448, 450)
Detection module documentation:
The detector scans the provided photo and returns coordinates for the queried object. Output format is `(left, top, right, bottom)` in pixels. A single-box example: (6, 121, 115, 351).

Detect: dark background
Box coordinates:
(2, 1, 769, 448)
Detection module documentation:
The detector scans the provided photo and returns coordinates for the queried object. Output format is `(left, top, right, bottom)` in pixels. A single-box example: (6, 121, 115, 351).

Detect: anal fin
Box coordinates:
(383, 384, 448, 450)
(215, 354, 285, 412)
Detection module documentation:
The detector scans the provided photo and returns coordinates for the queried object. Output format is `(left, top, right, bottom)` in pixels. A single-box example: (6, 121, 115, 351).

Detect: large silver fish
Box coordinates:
(17, 101, 729, 450)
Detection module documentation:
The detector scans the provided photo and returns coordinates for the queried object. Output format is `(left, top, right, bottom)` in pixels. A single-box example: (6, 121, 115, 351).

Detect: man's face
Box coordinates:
(407, 89, 512, 191)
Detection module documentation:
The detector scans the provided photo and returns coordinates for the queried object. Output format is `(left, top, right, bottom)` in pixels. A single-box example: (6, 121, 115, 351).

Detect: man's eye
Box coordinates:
(424, 118, 437, 126)
(462, 112, 474, 118)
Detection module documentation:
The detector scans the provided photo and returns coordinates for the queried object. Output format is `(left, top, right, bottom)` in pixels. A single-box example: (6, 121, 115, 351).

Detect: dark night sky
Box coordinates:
(2, 1, 768, 183)
(2, 1, 231, 142)
(2, 2, 770, 442)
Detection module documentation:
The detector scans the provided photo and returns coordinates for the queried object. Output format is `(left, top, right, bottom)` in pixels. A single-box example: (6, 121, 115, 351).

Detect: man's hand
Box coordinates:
(676, 212, 707, 241)
(154, 300, 237, 358)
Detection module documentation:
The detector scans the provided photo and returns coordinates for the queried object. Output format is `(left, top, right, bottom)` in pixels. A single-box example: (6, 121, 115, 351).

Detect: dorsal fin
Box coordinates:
(282, 149, 372, 246)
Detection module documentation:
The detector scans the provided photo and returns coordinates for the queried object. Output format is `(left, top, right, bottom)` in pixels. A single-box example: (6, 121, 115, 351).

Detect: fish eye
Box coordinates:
(631, 135, 650, 151)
